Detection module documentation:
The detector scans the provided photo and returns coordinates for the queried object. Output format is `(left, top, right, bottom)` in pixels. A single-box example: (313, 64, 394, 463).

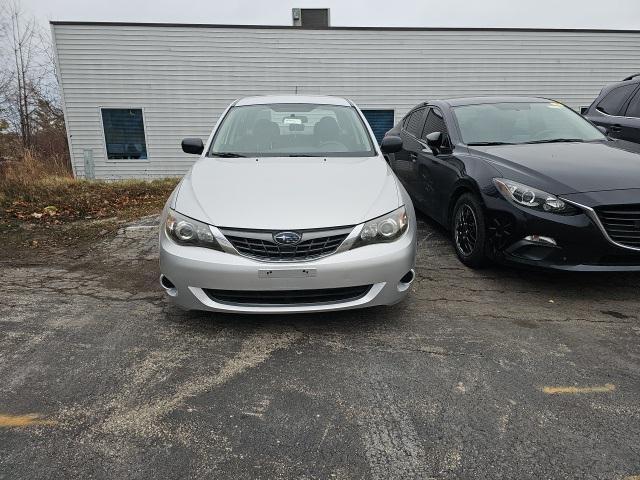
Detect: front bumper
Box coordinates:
(159, 223, 416, 313)
(482, 189, 640, 271)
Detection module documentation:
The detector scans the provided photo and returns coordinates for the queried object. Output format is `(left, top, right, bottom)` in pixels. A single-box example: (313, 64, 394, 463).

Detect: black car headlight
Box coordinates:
(165, 209, 223, 250)
(354, 206, 408, 248)
(493, 178, 579, 215)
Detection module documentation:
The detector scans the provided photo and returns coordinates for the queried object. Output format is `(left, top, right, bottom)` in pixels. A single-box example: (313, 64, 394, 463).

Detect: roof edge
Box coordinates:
(48, 21, 640, 34)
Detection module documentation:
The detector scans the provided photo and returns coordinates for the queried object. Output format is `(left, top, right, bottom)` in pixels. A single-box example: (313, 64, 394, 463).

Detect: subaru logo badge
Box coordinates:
(273, 231, 302, 245)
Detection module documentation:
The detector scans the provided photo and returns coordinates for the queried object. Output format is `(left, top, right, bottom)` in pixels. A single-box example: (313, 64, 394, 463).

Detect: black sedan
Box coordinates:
(381, 97, 640, 271)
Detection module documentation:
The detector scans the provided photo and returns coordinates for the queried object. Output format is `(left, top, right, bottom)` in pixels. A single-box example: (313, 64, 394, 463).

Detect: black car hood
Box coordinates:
(471, 141, 640, 195)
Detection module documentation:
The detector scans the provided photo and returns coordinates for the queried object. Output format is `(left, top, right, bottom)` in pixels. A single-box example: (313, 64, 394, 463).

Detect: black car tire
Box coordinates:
(451, 193, 488, 269)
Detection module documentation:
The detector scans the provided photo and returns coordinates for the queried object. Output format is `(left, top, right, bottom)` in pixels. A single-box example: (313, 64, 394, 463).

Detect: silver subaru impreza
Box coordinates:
(159, 95, 416, 313)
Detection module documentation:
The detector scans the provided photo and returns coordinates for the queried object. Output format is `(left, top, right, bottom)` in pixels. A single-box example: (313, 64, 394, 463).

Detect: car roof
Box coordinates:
(439, 96, 553, 107)
(602, 77, 640, 92)
(235, 95, 352, 107)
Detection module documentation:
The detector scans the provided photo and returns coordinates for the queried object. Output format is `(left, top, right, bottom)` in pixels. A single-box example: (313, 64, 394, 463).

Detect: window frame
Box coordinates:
(596, 83, 638, 117)
(99, 106, 150, 163)
(421, 106, 453, 150)
(420, 107, 449, 139)
(403, 107, 427, 138)
(401, 112, 412, 129)
(622, 85, 640, 118)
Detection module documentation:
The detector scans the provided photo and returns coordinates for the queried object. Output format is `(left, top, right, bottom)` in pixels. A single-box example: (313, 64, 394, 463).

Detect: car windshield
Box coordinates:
(208, 103, 376, 157)
(453, 102, 606, 145)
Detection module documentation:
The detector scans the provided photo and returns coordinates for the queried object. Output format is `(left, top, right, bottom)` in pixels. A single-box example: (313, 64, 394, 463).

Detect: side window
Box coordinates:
(402, 112, 413, 129)
(405, 108, 426, 137)
(596, 84, 637, 115)
(624, 88, 640, 118)
(421, 108, 448, 140)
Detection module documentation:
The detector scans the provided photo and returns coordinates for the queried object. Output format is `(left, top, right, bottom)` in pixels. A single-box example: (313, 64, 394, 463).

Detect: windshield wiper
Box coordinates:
(210, 152, 246, 158)
(467, 141, 515, 146)
(285, 154, 322, 157)
(523, 138, 584, 144)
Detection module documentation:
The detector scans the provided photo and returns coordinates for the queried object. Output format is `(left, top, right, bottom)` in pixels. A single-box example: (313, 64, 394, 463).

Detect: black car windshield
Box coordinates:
(208, 103, 376, 157)
(453, 102, 606, 145)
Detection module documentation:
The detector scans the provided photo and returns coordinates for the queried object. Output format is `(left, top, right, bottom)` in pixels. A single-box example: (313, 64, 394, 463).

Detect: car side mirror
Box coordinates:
(580, 106, 589, 115)
(380, 135, 403, 154)
(596, 125, 608, 136)
(182, 138, 204, 155)
(426, 131, 448, 155)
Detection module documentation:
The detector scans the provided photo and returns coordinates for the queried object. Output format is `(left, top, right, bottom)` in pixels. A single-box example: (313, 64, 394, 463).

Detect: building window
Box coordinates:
(361, 109, 395, 144)
(101, 108, 148, 160)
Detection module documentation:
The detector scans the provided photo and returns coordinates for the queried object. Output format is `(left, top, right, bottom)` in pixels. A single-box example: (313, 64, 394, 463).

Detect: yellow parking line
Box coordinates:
(542, 384, 616, 395)
(0, 414, 57, 428)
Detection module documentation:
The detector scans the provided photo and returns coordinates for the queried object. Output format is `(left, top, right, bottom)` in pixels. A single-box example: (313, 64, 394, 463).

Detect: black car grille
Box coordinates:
(224, 232, 349, 261)
(595, 204, 640, 249)
(204, 285, 372, 306)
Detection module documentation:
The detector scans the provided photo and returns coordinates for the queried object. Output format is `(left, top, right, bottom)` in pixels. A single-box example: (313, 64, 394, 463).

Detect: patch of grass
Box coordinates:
(1, 177, 179, 224)
(1, 151, 179, 224)
(0, 150, 179, 258)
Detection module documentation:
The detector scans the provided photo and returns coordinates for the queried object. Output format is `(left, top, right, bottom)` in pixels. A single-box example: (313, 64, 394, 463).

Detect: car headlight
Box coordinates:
(354, 206, 408, 248)
(493, 178, 578, 215)
(165, 209, 222, 250)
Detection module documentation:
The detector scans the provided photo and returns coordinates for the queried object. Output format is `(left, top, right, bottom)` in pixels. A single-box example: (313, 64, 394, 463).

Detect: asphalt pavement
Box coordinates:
(1, 214, 639, 479)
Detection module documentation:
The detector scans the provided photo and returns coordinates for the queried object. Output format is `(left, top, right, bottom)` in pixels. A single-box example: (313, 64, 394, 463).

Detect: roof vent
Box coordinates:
(292, 8, 329, 28)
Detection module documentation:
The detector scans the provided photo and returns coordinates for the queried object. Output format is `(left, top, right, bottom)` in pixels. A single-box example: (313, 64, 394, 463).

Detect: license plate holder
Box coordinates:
(258, 268, 317, 279)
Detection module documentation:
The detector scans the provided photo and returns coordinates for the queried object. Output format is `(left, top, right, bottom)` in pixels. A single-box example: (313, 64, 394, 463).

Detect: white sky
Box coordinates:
(19, 0, 640, 30)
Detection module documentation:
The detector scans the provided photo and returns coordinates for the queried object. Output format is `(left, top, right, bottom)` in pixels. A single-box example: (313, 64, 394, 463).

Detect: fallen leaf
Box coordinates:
(43, 206, 58, 216)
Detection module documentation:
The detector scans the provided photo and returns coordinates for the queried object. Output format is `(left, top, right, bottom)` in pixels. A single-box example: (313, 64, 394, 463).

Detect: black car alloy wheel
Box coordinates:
(452, 193, 488, 268)
(455, 204, 478, 256)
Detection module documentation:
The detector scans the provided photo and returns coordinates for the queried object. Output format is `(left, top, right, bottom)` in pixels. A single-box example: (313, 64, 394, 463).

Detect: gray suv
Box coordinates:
(582, 74, 640, 145)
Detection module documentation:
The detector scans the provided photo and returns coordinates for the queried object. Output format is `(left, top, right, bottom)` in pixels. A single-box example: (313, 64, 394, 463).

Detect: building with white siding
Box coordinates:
(51, 21, 640, 179)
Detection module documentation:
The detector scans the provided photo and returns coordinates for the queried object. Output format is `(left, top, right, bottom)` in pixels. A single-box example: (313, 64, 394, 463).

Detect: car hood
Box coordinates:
(471, 141, 640, 195)
(174, 156, 401, 230)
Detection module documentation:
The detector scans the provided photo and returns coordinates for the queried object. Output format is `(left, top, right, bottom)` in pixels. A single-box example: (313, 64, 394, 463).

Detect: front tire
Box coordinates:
(451, 193, 488, 269)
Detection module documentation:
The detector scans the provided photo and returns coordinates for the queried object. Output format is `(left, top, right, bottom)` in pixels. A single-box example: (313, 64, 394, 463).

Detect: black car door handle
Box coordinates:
(611, 124, 622, 132)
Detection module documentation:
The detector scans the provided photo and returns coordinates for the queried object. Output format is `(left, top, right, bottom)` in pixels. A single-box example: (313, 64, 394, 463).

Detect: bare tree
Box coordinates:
(0, 0, 55, 148)
(1, 1, 35, 146)
(0, 0, 68, 169)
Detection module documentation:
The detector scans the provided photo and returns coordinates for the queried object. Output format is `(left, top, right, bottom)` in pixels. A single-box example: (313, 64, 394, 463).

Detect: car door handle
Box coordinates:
(611, 124, 622, 132)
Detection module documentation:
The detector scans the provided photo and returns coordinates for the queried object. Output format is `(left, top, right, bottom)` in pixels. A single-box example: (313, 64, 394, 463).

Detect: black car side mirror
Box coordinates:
(380, 135, 403, 154)
(426, 131, 450, 155)
(182, 138, 204, 155)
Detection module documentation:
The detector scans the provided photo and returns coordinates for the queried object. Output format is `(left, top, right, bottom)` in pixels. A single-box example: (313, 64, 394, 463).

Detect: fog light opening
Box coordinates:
(523, 235, 557, 246)
(160, 275, 178, 297)
(398, 269, 415, 292)
(400, 270, 415, 284)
